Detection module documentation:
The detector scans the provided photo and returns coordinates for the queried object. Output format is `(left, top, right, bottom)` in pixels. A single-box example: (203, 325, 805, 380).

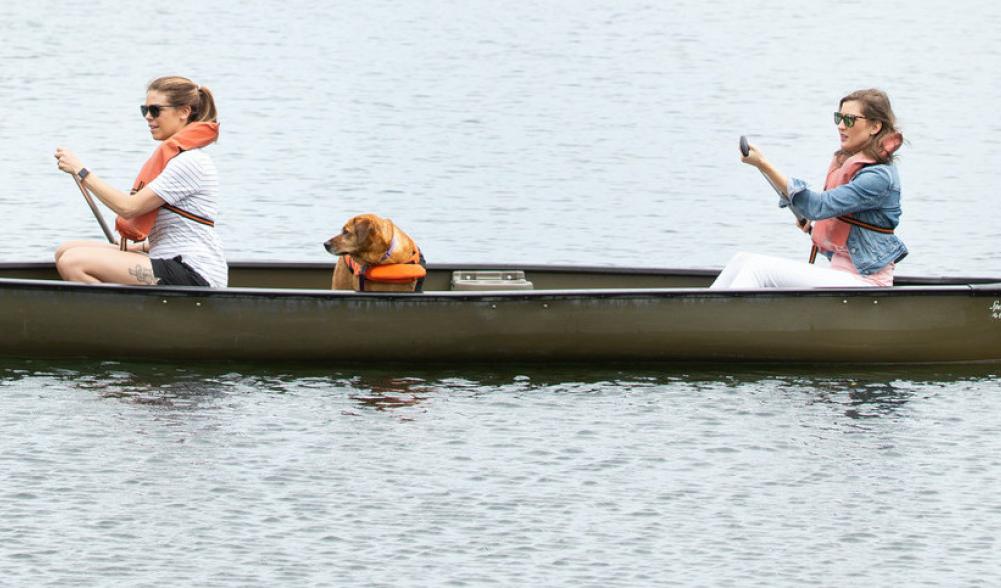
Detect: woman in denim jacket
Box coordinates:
(712, 89, 907, 289)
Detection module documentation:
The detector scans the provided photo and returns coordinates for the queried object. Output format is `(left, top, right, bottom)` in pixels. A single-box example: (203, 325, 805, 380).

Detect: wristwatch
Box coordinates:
(77, 168, 90, 183)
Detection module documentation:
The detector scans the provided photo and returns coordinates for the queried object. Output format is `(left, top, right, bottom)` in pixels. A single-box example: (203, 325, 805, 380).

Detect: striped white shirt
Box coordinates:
(146, 149, 228, 287)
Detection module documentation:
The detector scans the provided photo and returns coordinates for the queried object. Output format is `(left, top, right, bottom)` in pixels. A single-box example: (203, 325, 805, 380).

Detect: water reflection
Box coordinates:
(0, 359, 234, 408)
(1, 357, 997, 421)
(841, 382, 916, 419)
(806, 380, 916, 421)
(348, 375, 428, 412)
(1, 358, 997, 389)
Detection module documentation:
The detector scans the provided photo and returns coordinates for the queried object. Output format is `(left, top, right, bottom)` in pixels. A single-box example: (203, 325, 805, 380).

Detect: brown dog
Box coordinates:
(323, 213, 424, 292)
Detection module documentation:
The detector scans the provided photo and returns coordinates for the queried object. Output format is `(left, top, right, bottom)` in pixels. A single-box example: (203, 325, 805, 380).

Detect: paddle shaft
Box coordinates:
(72, 175, 116, 244)
(739, 135, 808, 228)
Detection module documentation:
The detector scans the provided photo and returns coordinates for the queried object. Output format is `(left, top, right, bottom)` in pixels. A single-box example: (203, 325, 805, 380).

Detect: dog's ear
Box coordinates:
(354, 217, 373, 247)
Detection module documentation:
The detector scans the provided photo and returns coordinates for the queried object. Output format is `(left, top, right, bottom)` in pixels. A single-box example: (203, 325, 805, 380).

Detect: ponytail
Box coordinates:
(193, 85, 218, 123)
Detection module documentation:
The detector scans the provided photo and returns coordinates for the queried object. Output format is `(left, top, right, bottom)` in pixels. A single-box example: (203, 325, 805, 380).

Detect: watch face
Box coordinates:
(78, 168, 89, 180)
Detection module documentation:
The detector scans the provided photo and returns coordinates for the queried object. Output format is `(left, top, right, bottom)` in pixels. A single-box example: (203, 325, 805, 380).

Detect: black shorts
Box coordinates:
(150, 256, 210, 287)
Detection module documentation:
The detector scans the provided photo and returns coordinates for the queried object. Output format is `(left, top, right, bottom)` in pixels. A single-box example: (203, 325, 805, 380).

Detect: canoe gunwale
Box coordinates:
(2, 260, 999, 287)
(0, 275, 998, 300)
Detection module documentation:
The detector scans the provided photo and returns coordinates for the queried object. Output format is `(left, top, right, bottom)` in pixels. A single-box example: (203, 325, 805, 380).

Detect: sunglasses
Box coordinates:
(833, 112, 869, 128)
(140, 104, 178, 118)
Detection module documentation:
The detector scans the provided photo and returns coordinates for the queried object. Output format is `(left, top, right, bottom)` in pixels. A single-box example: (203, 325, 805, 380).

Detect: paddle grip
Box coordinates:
(739, 135, 750, 157)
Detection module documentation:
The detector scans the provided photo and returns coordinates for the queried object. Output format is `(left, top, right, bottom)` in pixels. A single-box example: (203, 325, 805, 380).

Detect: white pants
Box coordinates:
(710, 252, 876, 289)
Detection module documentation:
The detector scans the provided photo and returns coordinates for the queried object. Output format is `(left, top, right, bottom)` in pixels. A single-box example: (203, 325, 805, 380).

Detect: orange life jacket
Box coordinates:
(115, 122, 220, 243)
(809, 133, 902, 264)
(344, 245, 427, 291)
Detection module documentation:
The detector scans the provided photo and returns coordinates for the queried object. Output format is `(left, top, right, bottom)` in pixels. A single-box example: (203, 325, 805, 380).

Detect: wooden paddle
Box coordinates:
(740, 135, 809, 229)
(72, 175, 116, 244)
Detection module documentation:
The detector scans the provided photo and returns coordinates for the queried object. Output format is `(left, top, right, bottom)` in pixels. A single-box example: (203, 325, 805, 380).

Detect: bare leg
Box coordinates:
(56, 247, 157, 285)
(54, 240, 116, 264)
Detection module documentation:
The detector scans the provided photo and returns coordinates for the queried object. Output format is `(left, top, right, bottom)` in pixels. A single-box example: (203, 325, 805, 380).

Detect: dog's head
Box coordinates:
(323, 213, 386, 257)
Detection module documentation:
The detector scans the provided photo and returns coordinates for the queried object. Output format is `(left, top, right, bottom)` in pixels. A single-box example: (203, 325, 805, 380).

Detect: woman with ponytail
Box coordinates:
(54, 76, 227, 287)
(712, 88, 908, 289)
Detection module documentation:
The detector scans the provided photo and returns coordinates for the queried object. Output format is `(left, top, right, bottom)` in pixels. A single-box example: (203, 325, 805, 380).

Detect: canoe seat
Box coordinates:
(451, 270, 534, 291)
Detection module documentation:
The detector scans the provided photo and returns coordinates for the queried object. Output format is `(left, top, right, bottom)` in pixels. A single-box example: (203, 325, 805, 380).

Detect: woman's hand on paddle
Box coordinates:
(54, 147, 83, 176)
(739, 142, 765, 168)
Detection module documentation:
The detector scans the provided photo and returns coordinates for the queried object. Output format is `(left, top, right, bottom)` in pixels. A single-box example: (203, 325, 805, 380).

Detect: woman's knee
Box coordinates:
(56, 248, 79, 277)
(54, 242, 73, 263)
(724, 251, 758, 271)
(56, 248, 94, 281)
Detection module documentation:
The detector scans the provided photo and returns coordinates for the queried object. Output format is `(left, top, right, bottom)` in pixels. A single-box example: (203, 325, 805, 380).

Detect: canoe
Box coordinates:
(1, 261, 1000, 364)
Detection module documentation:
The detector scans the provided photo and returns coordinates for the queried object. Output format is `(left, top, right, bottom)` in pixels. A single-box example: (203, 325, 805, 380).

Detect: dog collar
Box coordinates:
(380, 231, 397, 262)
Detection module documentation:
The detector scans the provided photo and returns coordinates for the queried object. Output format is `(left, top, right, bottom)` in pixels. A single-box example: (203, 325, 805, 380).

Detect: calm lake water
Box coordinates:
(2, 0, 1001, 585)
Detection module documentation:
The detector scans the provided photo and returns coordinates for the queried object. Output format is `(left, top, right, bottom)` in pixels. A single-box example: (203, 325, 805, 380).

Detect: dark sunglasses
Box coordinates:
(140, 104, 178, 118)
(833, 112, 869, 128)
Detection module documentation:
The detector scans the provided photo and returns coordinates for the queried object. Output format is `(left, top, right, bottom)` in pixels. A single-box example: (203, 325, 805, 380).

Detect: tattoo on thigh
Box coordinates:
(129, 264, 159, 285)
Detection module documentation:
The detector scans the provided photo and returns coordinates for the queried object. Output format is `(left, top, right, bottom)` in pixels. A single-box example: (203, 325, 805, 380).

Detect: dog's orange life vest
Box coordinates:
(344, 247, 427, 291)
(115, 122, 220, 243)
(808, 133, 901, 264)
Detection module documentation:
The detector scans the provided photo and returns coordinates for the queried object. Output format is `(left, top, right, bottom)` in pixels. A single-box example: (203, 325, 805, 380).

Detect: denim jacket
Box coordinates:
(782, 163, 908, 275)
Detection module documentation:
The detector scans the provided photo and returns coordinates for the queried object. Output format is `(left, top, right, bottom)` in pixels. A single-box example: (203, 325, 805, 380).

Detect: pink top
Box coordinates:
(830, 251, 894, 286)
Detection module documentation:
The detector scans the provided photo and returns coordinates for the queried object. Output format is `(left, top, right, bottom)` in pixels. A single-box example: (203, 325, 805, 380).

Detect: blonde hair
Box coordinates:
(147, 76, 218, 124)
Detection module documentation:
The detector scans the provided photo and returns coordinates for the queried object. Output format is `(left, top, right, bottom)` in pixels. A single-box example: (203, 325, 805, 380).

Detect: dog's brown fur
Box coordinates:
(323, 213, 422, 292)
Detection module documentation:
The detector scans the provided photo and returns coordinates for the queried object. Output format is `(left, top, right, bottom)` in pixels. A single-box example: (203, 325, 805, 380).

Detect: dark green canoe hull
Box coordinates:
(2, 262, 1000, 364)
